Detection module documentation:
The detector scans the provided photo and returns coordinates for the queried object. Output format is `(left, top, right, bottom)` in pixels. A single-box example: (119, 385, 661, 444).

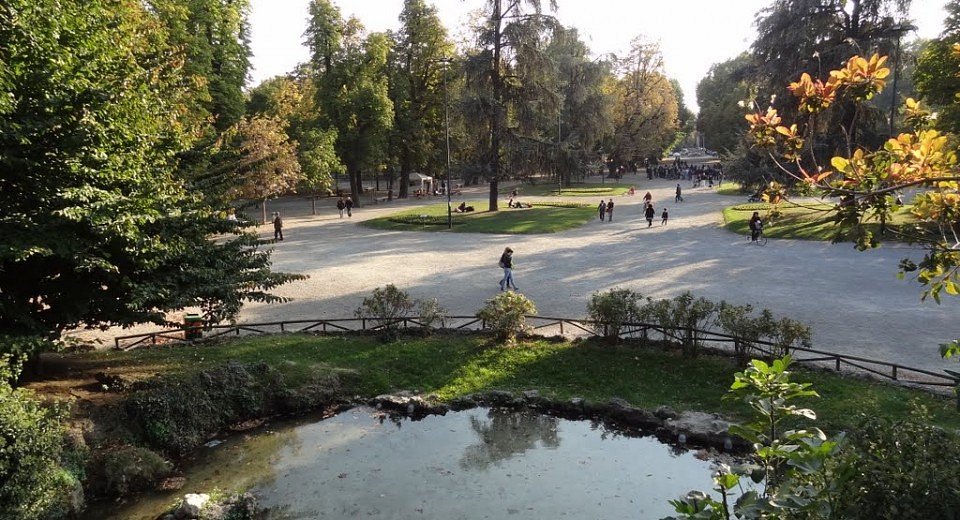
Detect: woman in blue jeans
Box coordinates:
(498, 247, 518, 291)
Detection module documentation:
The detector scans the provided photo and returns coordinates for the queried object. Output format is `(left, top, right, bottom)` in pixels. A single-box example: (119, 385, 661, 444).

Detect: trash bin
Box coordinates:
(184, 314, 203, 340)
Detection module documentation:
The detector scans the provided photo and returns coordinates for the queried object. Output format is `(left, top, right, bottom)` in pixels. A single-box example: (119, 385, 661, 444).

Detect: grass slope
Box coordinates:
(517, 183, 632, 197)
(54, 333, 960, 432)
(362, 201, 595, 234)
(722, 201, 921, 241)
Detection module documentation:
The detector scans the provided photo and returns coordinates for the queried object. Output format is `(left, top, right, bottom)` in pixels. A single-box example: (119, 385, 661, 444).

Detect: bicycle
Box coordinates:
(748, 228, 768, 246)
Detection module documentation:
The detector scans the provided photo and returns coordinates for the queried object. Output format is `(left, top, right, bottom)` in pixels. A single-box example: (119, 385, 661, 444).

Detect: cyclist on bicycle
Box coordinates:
(748, 211, 763, 242)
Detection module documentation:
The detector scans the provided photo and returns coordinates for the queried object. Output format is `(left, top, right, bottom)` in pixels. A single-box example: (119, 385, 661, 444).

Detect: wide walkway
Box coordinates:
(95, 176, 960, 374)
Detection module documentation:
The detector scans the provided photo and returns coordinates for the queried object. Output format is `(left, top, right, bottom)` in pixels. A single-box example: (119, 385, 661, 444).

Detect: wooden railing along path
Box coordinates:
(113, 315, 958, 395)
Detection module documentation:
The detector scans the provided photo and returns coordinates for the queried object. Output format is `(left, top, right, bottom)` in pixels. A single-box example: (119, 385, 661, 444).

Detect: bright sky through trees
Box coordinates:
(248, 0, 946, 112)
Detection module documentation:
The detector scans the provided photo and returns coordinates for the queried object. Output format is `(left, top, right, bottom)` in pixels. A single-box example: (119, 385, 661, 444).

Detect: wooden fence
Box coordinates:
(112, 315, 958, 394)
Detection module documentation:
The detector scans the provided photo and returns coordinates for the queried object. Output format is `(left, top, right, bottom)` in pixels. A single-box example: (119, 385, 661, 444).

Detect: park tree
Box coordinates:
(213, 115, 303, 224)
(752, 0, 913, 155)
(544, 26, 614, 187)
(0, 0, 301, 363)
(247, 72, 343, 213)
(915, 0, 960, 134)
(306, 0, 393, 205)
(605, 38, 680, 171)
(462, 0, 558, 211)
(389, 0, 455, 199)
(697, 53, 754, 154)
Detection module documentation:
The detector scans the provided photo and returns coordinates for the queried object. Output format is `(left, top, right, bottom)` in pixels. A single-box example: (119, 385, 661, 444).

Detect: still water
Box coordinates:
(90, 407, 731, 519)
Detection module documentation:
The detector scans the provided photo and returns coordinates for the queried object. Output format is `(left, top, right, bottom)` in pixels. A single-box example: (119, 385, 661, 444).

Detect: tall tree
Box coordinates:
(605, 38, 680, 171)
(389, 0, 454, 199)
(696, 53, 754, 153)
(465, 0, 557, 211)
(916, 1, 960, 134)
(0, 0, 300, 360)
(306, 0, 393, 205)
(544, 26, 613, 187)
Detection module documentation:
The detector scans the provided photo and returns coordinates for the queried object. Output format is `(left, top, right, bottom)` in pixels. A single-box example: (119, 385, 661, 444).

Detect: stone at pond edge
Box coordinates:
(654, 405, 679, 420)
(175, 493, 209, 519)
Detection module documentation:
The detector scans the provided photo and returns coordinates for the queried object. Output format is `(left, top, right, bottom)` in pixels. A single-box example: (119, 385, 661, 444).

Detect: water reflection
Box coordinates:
(460, 409, 560, 470)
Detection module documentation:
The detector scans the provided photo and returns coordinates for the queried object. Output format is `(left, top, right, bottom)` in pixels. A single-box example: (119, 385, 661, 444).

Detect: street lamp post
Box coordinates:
(557, 98, 562, 196)
(441, 58, 452, 229)
(887, 23, 916, 136)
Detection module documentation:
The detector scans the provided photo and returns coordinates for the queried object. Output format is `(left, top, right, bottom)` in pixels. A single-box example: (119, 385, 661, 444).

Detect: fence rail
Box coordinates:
(112, 315, 958, 394)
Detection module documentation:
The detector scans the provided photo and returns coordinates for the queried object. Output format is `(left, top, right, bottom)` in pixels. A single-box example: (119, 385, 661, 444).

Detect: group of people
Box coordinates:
(336, 196, 354, 218)
(596, 194, 668, 228)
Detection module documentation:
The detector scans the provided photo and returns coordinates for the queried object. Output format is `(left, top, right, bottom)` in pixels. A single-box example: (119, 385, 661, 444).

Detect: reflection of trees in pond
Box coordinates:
(459, 409, 560, 470)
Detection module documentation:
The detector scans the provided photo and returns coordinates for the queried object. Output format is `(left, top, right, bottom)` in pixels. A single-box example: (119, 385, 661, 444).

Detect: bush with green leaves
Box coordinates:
(669, 356, 846, 519)
(0, 356, 82, 520)
(476, 292, 537, 343)
(586, 288, 645, 341)
(639, 292, 717, 356)
(355, 285, 447, 339)
(833, 404, 960, 519)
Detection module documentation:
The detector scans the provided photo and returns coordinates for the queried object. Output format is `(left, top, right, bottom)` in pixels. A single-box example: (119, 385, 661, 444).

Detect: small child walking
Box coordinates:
(661, 208, 669, 225)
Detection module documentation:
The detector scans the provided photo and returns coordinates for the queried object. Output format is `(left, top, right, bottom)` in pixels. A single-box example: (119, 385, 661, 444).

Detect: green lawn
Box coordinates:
(722, 201, 922, 241)
(717, 182, 746, 196)
(362, 201, 595, 234)
(59, 333, 960, 432)
(516, 182, 632, 197)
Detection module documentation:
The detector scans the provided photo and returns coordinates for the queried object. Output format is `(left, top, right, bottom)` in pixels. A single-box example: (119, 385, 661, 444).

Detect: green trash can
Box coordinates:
(184, 314, 203, 340)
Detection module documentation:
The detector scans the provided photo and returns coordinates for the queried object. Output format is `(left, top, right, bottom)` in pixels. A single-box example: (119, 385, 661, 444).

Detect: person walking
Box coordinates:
(336, 197, 346, 218)
(272, 212, 284, 241)
(644, 203, 655, 227)
(675, 184, 683, 203)
(345, 196, 354, 217)
(606, 199, 615, 222)
(661, 208, 669, 225)
(643, 191, 653, 207)
(598, 199, 607, 221)
(498, 247, 518, 291)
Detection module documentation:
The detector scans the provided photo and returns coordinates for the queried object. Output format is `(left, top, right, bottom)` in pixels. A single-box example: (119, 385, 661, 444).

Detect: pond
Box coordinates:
(87, 407, 737, 519)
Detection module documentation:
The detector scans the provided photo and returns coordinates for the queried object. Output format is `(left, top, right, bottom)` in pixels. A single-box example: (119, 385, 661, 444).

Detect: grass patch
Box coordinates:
(362, 201, 594, 234)
(717, 182, 747, 196)
(54, 333, 960, 432)
(722, 201, 921, 241)
(517, 183, 632, 197)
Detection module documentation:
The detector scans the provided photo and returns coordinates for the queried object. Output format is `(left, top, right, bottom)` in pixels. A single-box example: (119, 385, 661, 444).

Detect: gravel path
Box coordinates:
(82, 175, 960, 374)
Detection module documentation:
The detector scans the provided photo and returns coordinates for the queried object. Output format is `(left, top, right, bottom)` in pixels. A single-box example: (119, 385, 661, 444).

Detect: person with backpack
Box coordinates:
(498, 247, 517, 291)
(597, 200, 607, 221)
(336, 197, 346, 218)
(606, 199, 615, 222)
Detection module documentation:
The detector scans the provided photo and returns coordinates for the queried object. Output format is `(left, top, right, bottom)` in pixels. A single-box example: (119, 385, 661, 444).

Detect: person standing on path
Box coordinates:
(498, 247, 518, 291)
(606, 199, 615, 222)
(675, 184, 683, 203)
(336, 197, 346, 218)
(644, 204, 655, 227)
(598, 200, 607, 221)
(661, 208, 669, 225)
(272, 212, 284, 241)
(345, 197, 354, 217)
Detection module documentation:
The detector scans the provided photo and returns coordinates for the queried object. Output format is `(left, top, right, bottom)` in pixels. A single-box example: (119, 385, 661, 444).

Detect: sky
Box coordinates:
(248, 0, 948, 112)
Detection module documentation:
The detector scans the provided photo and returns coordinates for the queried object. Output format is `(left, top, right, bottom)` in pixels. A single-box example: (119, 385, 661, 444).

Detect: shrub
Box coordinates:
(355, 284, 415, 339)
(476, 292, 537, 343)
(0, 356, 81, 520)
(716, 302, 770, 364)
(95, 445, 171, 496)
(586, 288, 644, 342)
(125, 362, 287, 455)
(764, 315, 811, 358)
(834, 404, 960, 519)
(416, 297, 448, 331)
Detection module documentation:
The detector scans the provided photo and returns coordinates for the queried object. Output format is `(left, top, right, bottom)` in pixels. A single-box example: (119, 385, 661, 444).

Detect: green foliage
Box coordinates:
(835, 405, 960, 519)
(363, 201, 595, 234)
(0, 0, 301, 349)
(915, 2, 960, 135)
(639, 292, 717, 357)
(476, 292, 537, 343)
(355, 284, 415, 338)
(586, 288, 644, 341)
(124, 362, 288, 455)
(672, 356, 847, 520)
(0, 356, 79, 520)
(696, 53, 752, 154)
(416, 297, 448, 330)
(96, 445, 171, 496)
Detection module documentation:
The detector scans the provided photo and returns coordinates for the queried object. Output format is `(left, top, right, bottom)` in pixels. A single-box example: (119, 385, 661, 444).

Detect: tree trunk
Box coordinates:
(311, 196, 317, 215)
(488, 0, 503, 212)
(349, 166, 362, 208)
(261, 198, 267, 225)
(399, 158, 411, 198)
